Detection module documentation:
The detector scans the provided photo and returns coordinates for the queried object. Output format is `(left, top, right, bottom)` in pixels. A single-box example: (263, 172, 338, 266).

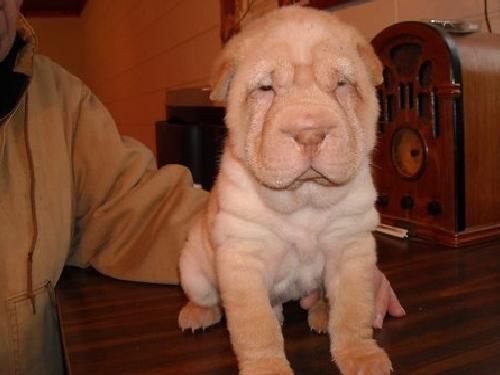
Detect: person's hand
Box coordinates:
(372, 268, 405, 328)
(299, 268, 405, 329)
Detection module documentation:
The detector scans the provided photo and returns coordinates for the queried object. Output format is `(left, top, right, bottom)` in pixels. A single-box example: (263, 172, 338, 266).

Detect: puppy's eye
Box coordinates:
(258, 85, 274, 92)
(337, 79, 348, 87)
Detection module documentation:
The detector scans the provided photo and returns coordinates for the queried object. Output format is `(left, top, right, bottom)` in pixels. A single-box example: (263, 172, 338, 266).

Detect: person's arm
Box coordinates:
(66, 85, 207, 284)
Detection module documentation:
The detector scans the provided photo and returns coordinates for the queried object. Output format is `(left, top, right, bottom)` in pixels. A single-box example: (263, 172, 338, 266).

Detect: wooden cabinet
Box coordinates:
(155, 87, 226, 190)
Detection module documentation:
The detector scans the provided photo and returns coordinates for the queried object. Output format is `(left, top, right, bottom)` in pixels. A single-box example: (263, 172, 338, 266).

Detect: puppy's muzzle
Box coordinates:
(282, 115, 333, 157)
(293, 127, 329, 155)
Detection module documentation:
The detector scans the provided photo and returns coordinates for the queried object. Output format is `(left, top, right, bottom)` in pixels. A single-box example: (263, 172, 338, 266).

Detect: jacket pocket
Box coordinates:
(6, 282, 64, 375)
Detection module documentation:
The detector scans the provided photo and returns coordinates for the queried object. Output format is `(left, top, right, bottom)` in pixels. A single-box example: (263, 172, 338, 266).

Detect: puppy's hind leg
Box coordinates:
(178, 230, 221, 331)
(308, 298, 329, 334)
(179, 301, 221, 332)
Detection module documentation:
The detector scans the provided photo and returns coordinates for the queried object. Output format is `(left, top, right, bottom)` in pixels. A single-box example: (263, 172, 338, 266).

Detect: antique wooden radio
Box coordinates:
(372, 21, 500, 246)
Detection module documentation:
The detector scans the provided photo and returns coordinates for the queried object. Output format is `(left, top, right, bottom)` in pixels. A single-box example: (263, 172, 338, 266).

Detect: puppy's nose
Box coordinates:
(293, 127, 328, 147)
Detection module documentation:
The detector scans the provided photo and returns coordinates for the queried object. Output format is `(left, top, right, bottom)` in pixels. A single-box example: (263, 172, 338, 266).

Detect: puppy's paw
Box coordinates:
(334, 341, 392, 375)
(307, 300, 329, 334)
(178, 301, 221, 331)
(240, 358, 294, 375)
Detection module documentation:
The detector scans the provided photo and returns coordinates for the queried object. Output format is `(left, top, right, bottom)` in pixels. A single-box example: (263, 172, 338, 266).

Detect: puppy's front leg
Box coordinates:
(326, 234, 392, 375)
(218, 242, 293, 375)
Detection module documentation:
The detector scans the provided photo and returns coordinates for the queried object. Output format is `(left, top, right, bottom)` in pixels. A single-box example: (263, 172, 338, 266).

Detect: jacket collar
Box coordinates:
(14, 14, 37, 78)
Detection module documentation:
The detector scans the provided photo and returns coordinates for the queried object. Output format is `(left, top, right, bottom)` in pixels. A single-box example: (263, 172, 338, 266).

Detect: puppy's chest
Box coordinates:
(276, 210, 330, 256)
(271, 243, 325, 304)
(269, 217, 329, 303)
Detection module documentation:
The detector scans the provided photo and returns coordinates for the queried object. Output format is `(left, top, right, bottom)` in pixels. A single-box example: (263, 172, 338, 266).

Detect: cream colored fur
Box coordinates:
(178, 6, 391, 375)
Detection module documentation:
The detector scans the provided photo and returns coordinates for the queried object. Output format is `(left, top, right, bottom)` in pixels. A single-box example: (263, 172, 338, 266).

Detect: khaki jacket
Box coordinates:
(0, 16, 207, 375)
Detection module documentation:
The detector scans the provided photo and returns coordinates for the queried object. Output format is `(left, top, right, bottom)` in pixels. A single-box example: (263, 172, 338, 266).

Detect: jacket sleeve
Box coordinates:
(66, 84, 208, 284)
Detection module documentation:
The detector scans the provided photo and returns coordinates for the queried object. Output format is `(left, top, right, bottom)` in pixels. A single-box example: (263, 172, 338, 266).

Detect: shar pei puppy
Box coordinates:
(178, 5, 391, 375)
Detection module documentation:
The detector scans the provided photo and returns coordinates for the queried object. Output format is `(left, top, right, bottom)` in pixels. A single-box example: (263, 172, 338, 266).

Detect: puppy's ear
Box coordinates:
(210, 52, 236, 102)
(357, 38, 383, 86)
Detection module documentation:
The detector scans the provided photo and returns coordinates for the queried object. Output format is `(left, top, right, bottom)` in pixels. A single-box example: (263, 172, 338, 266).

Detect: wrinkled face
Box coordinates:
(214, 8, 381, 190)
(0, 0, 22, 62)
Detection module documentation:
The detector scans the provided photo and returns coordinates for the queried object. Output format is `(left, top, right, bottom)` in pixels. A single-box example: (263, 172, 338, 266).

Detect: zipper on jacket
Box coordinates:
(23, 92, 39, 315)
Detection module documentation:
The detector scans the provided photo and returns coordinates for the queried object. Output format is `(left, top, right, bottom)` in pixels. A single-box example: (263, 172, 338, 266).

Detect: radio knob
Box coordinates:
(376, 194, 389, 207)
(427, 200, 442, 216)
(400, 195, 414, 209)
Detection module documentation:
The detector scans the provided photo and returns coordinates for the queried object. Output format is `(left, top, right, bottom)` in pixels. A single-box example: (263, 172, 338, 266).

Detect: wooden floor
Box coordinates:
(56, 235, 500, 374)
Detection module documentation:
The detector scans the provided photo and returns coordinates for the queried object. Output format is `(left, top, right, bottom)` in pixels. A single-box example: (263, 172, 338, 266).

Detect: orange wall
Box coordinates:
(29, 0, 221, 153)
(26, 17, 85, 79)
(79, 0, 221, 152)
(333, 0, 500, 38)
(27, 0, 499, 153)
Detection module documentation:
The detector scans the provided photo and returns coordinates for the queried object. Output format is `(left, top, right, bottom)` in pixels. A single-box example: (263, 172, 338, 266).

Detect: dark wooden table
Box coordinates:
(56, 235, 500, 374)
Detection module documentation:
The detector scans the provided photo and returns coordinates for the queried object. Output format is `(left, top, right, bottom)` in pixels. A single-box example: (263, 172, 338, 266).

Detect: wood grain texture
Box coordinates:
(372, 22, 500, 246)
(372, 22, 459, 242)
(56, 235, 500, 374)
(454, 33, 500, 228)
